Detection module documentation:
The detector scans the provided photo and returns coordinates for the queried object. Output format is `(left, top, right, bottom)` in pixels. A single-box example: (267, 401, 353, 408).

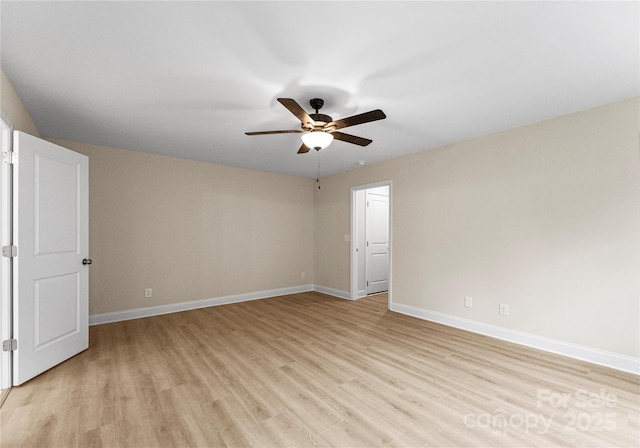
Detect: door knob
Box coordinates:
(82, 258, 92, 265)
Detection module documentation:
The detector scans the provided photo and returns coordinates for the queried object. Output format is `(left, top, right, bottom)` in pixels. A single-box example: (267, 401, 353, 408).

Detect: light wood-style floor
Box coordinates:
(1, 292, 638, 447)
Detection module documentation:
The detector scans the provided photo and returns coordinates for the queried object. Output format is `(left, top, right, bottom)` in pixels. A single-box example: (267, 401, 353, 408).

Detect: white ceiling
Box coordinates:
(1, 1, 638, 178)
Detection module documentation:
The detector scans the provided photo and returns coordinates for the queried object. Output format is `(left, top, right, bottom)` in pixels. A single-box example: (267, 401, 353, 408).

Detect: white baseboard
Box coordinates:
(390, 303, 639, 375)
(90, 284, 314, 325)
(312, 285, 352, 300)
(89, 284, 354, 325)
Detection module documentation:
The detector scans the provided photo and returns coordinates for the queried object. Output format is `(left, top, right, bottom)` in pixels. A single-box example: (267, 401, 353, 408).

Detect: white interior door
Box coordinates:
(13, 131, 89, 386)
(365, 190, 389, 294)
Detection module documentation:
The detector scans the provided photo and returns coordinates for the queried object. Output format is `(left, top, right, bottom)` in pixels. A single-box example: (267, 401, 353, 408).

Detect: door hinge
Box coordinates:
(2, 151, 16, 165)
(2, 339, 17, 352)
(367, 281, 369, 287)
(1, 246, 17, 258)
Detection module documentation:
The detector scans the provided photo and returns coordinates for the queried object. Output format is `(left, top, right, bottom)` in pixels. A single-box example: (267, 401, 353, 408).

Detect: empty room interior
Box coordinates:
(0, 2, 639, 447)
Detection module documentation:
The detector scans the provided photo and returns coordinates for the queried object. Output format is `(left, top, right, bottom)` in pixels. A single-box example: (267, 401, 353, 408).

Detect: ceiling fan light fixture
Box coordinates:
(301, 131, 334, 150)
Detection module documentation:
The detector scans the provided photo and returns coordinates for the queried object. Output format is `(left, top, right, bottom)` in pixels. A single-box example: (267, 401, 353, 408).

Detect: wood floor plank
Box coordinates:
(1, 292, 638, 447)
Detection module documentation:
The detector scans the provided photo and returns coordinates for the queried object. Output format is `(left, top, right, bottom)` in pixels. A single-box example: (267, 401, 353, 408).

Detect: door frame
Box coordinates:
(350, 180, 392, 307)
(1, 113, 13, 390)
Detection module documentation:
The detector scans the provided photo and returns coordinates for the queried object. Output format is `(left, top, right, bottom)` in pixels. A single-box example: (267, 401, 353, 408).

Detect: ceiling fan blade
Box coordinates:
(331, 131, 373, 147)
(245, 130, 303, 135)
(327, 109, 386, 131)
(297, 144, 310, 154)
(278, 98, 315, 125)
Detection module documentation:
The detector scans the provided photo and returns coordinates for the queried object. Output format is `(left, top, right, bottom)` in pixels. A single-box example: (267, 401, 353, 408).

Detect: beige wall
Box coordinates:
(50, 139, 315, 315)
(4, 65, 638, 358)
(0, 69, 39, 136)
(315, 98, 640, 358)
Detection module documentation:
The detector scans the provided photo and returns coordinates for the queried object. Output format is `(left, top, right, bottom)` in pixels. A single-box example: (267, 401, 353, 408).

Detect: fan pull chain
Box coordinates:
(316, 149, 321, 190)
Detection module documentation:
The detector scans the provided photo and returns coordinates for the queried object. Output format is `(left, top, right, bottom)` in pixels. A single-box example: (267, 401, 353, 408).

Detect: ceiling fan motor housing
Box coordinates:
(302, 98, 333, 130)
(309, 113, 333, 125)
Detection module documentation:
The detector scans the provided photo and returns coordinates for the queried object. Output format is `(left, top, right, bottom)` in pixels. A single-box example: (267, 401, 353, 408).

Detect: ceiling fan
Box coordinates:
(246, 98, 386, 153)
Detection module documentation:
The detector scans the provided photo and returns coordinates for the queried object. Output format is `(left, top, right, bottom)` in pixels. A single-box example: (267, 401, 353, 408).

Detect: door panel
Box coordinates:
(35, 154, 79, 255)
(369, 253, 389, 283)
(13, 131, 89, 386)
(34, 273, 79, 349)
(366, 191, 389, 294)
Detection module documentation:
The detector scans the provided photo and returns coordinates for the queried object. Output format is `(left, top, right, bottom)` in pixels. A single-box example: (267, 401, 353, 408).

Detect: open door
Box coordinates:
(12, 132, 89, 386)
(365, 188, 389, 294)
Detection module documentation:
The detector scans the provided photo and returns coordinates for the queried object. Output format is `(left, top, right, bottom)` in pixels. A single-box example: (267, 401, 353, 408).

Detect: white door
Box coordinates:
(365, 190, 389, 294)
(13, 131, 89, 386)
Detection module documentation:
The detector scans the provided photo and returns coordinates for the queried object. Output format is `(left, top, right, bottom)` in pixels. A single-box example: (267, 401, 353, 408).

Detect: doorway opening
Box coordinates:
(350, 180, 392, 307)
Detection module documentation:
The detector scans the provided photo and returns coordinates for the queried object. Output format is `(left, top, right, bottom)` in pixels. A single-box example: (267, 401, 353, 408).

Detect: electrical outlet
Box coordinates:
(145, 288, 153, 298)
(301, 272, 306, 279)
(499, 303, 509, 316)
(464, 296, 473, 308)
